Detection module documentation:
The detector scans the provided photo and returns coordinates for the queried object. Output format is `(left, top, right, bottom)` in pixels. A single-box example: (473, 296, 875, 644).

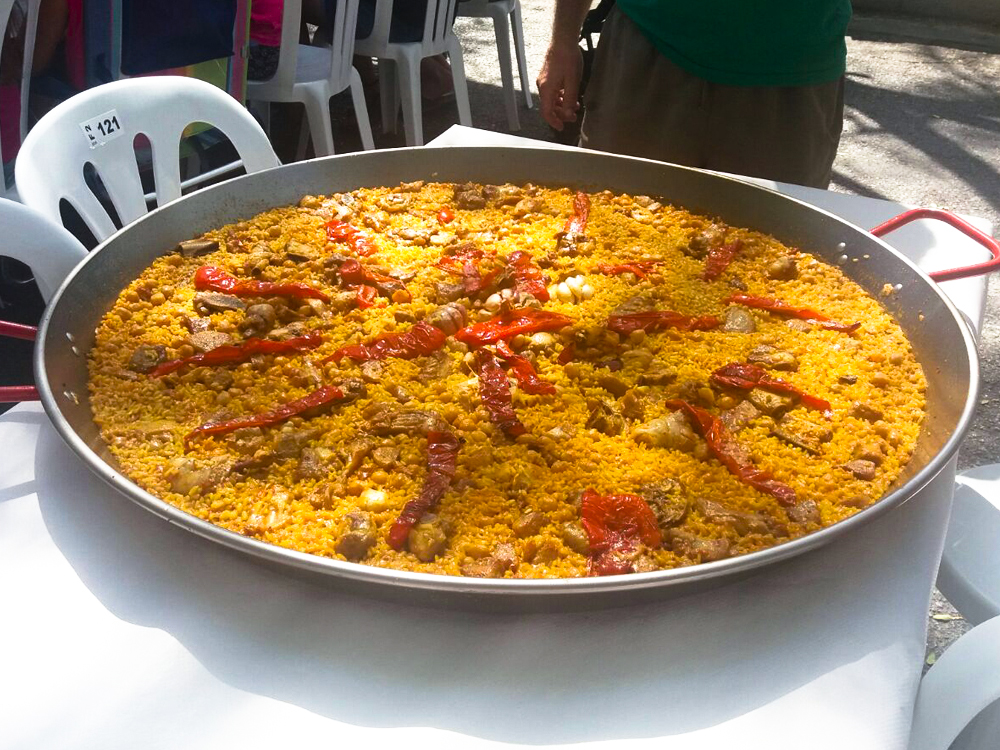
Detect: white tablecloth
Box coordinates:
(1, 130, 993, 750)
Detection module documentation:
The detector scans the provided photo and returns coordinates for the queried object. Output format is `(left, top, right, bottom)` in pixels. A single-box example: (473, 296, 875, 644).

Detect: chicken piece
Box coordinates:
(586, 399, 626, 436)
(720, 400, 761, 431)
(397, 180, 425, 193)
(187, 331, 232, 353)
(176, 239, 219, 257)
(525, 539, 561, 564)
(722, 306, 756, 333)
(610, 294, 656, 317)
(367, 407, 450, 436)
(513, 511, 546, 538)
(435, 281, 467, 303)
(850, 401, 884, 423)
(747, 344, 798, 371)
(408, 515, 448, 561)
(638, 360, 678, 386)
(337, 511, 377, 561)
(853, 437, 889, 466)
(243, 244, 273, 276)
(275, 428, 321, 458)
(598, 374, 629, 398)
(378, 193, 411, 213)
(771, 413, 833, 454)
(633, 411, 698, 452)
(418, 351, 453, 383)
(640, 478, 689, 532)
(128, 344, 166, 373)
(695, 497, 771, 536)
(453, 183, 486, 209)
(684, 224, 726, 259)
(620, 390, 646, 421)
(359, 360, 384, 383)
(767, 256, 798, 280)
(787, 499, 821, 525)
(461, 542, 518, 577)
(295, 447, 331, 481)
(285, 240, 317, 262)
(667, 529, 731, 562)
(166, 456, 233, 495)
(341, 438, 374, 476)
(845, 459, 877, 481)
(748, 388, 796, 417)
(194, 292, 245, 315)
(240, 303, 277, 338)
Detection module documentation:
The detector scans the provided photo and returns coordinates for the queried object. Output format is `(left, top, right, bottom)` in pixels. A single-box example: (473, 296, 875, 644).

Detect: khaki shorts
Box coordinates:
(580, 7, 845, 189)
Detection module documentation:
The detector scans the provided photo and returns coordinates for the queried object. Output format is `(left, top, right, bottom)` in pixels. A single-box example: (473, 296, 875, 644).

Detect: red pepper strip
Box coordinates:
(557, 343, 576, 365)
(726, 295, 861, 333)
(323, 321, 447, 364)
(338, 258, 410, 302)
(439, 258, 501, 296)
(355, 284, 378, 309)
(665, 399, 797, 506)
(387, 431, 461, 550)
(508, 250, 550, 302)
(455, 308, 574, 348)
(702, 240, 743, 281)
(565, 191, 590, 235)
(710, 362, 832, 416)
(325, 219, 377, 257)
(194, 265, 330, 303)
(476, 349, 527, 437)
(606, 311, 720, 335)
(495, 340, 556, 395)
(580, 489, 662, 576)
(597, 261, 659, 280)
(184, 384, 344, 448)
(437, 207, 455, 225)
(151, 333, 323, 378)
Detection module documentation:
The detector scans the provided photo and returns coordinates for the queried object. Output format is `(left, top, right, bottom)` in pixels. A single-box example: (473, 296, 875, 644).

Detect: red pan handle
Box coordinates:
(870, 208, 1000, 283)
(0, 321, 40, 403)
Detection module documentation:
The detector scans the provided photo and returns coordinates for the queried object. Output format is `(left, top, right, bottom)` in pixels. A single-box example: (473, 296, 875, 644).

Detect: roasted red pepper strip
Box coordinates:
(355, 284, 378, 309)
(455, 308, 573, 348)
(580, 489, 662, 576)
(437, 207, 455, 225)
(194, 265, 330, 303)
(702, 240, 742, 281)
(151, 333, 323, 378)
(387, 430, 460, 550)
(338, 258, 410, 303)
(323, 321, 447, 364)
(710, 362, 832, 416)
(508, 250, 550, 302)
(565, 191, 590, 235)
(184, 384, 344, 448)
(597, 261, 659, 280)
(665, 399, 797, 506)
(606, 310, 720, 335)
(495, 340, 556, 395)
(325, 219, 377, 257)
(558, 343, 576, 365)
(726, 295, 861, 333)
(476, 349, 527, 437)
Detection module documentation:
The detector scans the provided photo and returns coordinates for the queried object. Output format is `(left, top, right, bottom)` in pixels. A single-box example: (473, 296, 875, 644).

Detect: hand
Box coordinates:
(537, 41, 584, 131)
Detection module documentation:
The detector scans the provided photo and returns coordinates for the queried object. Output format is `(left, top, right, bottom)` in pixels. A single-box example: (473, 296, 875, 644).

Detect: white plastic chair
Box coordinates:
(246, 0, 373, 156)
(0, 0, 40, 200)
(14, 76, 280, 242)
(355, 0, 472, 146)
(0, 197, 87, 302)
(456, 0, 532, 131)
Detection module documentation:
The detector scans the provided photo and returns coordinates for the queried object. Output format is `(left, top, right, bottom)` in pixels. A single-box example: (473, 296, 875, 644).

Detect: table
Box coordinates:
(0, 129, 993, 750)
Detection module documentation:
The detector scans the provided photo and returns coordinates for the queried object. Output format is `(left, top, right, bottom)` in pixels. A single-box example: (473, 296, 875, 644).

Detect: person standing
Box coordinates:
(536, 0, 852, 188)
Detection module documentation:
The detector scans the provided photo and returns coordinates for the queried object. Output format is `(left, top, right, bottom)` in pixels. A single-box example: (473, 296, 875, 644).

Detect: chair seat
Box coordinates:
(295, 45, 336, 85)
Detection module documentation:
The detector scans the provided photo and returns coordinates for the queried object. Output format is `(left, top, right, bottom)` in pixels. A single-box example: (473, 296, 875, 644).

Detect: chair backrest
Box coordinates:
(262, 0, 361, 93)
(14, 76, 280, 242)
(0, 197, 88, 302)
(367, 0, 460, 52)
(0, 0, 40, 199)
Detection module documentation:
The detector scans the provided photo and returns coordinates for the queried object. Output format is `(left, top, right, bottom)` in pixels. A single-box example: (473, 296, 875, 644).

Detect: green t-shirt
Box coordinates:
(614, 0, 852, 87)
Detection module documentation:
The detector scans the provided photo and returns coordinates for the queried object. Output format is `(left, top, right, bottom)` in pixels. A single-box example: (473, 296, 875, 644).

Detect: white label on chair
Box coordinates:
(79, 109, 124, 149)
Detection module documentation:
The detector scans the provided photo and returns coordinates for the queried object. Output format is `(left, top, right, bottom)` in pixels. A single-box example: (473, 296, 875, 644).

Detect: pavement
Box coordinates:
(3, 2, 999, 670)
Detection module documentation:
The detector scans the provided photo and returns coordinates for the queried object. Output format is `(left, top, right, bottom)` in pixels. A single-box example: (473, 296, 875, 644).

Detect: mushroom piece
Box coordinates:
(407, 515, 448, 561)
(770, 413, 833, 454)
(336, 511, 377, 561)
(747, 388, 796, 417)
(632, 411, 698, 453)
(176, 239, 219, 258)
(667, 529, 731, 562)
(187, 331, 232, 353)
(640, 478, 689, 532)
(194, 292, 245, 315)
(128, 344, 166, 373)
(585, 399, 626, 436)
(240, 303, 277, 338)
(766, 256, 798, 280)
(721, 306, 756, 333)
(747, 344, 799, 371)
(695, 497, 771, 536)
(720, 400, 761, 431)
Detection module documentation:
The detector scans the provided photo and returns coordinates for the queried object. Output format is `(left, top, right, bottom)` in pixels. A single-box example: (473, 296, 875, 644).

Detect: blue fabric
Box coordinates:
(326, 1, 457, 44)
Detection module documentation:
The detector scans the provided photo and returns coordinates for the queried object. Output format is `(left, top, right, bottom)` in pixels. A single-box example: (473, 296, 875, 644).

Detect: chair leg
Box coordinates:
(349, 68, 375, 151)
(396, 52, 423, 147)
(446, 35, 473, 129)
(303, 93, 336, 157)
(295, 112, 311, 162)
(379, 58, 399, 135)
(511, 1, 533, 109)
(490, 6, 520, 131)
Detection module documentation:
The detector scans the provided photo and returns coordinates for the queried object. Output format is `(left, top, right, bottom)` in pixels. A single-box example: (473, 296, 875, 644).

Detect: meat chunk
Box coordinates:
(341, 437, 374, 476)
(407, 515, 448, 561)
(747, 344, 798, 371)
(620, 390, 646, 421)
(748, 388, 796, 417)
(610, 294, 656, 317)
(561, 523, 590, 554)
(684, 225, 726, 259)
(641, 478, 689, 532)
(366, 405, 450, 436)
(128, 344, 166, 373)
(633, 411, 697, 452)
(240, 303, 277, 338)
(845, 459, 877, 481)
(166, 456, 232, 495)
(426, 302, 468, 336)
(787, 499, 821, 525)
(513, 511, 546, 538)
(397, 180, 425, 193)
(453, 183, 486, 210)
(667, 529, 731, 562)
(853, 437, 889, 465)
(720, 400, 761, 431)
(371, 445, 399, 469)
(695, 497, 770, 536)
(722, 306, 756, 333)
(336, 511, 376, 561)
(378, 193, 411, 213)
(771, 413, 833, 454)
(275, 428, 321, 458)
(766, 256, 798, 280)
(638, 360, 678, 386)
(586, 399, 625, 436)
(187, 330, 232, 353)
(598, 374, 629, 398)
(243, 244, 273, 276)
(418, 351, 452, 383)
(284, 240, 317, 262)
(194, 292, 245, 314)
(359, 360, 384, 383)
(850, 401, 884, 423)
(461, 542, 518, 577)
(295, 447, 331, 481)
(176, 239, 219, 257)
(435, 281, 467, 303)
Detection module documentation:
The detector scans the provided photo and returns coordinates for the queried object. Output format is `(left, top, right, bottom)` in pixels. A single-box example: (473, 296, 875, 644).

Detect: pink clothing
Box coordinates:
(250, 0, 283, 47)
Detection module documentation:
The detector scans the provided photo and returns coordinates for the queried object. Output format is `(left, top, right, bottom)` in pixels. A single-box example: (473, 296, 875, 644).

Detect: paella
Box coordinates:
(87, 181, 927, 578)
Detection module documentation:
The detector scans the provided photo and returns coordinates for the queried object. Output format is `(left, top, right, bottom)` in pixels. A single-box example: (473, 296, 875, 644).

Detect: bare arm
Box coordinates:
(536, 0, 592, 131)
